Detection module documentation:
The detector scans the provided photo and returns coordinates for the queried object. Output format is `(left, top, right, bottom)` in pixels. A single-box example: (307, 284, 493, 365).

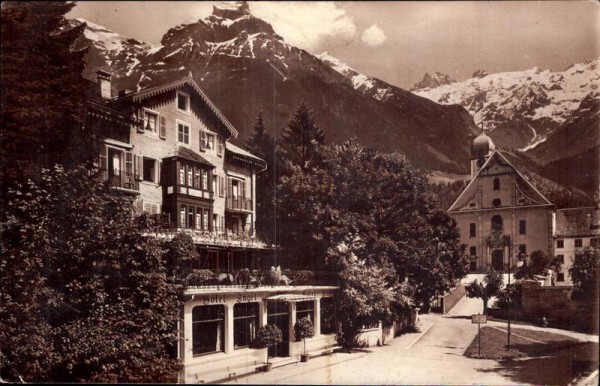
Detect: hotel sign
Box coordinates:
(471, 314, 487, 324)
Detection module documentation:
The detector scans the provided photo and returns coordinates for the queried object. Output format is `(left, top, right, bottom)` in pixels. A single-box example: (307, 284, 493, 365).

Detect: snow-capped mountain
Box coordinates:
(413, 60, 599, 151)
(68, 18, 154, 81)
(74, 1, 478, 174)
(410, 72, 456, 91)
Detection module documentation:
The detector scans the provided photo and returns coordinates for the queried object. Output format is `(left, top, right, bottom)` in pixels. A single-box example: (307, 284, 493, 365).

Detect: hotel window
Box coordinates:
(470, 223, 476, 237)
(187, 207, 195, 229)
(187, 167, 193, 187)
(470, 246, 477, 256)
(177, 123, 190, 145)
(177, 91, 189, 112)
(192, 305, 224, 356)
(591, 238, 598, 247)
(203, 210, 209, 231)
(557, 254, 564, 264)
(492, 199, 501, 208)
(295, 301, 314, 331)
(557, 239, 564, 249)
(212, 175, 217, 194)
(491, 215, 503, 232)
(557, 273, 565, 282)
(180, 206, 186, 228)
(320, 298, 336, 334)
(144, 111, 157, 133)
(233, 303, 259, 349)
(194, 169, 201, 188)
(202, 170, 208, 190)
(574, 239, 583, 248)
(206, 133, 215, 152)
(519, 220, 526, 235)
(493, 178, 500, 191)
(142, 157, 156, 182)
(518, 244, 527, 256)
(195, 208, 202, 230)
(179, 165, 185, 185)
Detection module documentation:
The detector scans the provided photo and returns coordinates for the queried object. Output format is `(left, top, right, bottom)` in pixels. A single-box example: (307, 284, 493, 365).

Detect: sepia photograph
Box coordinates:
(1, 1, 598, 384)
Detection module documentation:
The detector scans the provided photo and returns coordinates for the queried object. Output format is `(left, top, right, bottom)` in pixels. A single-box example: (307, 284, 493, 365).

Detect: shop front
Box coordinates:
(180, 286, 338, 383)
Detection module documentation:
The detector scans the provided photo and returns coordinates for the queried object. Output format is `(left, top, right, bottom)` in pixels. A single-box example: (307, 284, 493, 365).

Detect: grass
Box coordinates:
(464, 326, 579, 359)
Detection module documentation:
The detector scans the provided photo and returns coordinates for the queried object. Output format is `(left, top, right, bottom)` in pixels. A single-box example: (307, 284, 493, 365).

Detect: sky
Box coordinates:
(68, 1, 599, 89)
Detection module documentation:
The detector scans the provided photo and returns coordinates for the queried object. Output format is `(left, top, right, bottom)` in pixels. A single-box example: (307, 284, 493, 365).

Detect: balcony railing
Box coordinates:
(226, 196, 253, 212)
(184, 268, 339, 290)
(152, 226, 271, 249)
(103, 169, 139, 191)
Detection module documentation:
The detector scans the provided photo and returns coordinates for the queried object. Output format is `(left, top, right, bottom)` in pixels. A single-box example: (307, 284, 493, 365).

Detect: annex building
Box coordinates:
(448, 132, 555, 273)
(86, 71, 339, 383)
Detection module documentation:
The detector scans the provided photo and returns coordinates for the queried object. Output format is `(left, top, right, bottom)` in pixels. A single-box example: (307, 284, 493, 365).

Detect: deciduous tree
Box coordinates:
(465, 269, 503, 314)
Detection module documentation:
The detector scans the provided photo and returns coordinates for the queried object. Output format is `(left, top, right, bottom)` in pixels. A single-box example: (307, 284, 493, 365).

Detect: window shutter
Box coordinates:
(200, 131, 206, 151)
(159, 116, 166, 139)
(227, 178, 232, 198)
(125, 152, 134, 176)
(240, 180, 245, 199)
(99, 147, 108, 172)
(135, 155, 143, 180)
(220, 176, 225, 197)
(137, 109, 145, 133)
(157, 161, 162, 184)
(217, 139, 224, 157)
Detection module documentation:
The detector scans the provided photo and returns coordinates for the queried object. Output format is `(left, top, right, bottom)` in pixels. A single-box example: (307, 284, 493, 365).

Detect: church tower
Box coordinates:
(470, 130, 495, 178)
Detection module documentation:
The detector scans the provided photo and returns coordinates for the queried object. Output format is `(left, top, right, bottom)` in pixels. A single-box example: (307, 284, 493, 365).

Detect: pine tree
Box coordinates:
(1, 1, 96, 200)
(246, 111, 277, 243)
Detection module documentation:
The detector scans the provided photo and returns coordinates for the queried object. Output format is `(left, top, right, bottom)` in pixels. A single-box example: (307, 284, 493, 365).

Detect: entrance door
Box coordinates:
(492, 249, 504, 271)
(266, 301, 289, 357)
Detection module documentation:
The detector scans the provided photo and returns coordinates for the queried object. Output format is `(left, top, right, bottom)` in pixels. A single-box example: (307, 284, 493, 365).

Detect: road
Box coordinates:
(226, 295, 598, 385)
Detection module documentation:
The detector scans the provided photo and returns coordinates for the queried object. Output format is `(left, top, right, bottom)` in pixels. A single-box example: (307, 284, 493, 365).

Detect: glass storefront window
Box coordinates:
(296, 301, 314, 325)
(192, 305, 224, 356)
(320, 298, 336, 334)
(233, 303, 259, 349)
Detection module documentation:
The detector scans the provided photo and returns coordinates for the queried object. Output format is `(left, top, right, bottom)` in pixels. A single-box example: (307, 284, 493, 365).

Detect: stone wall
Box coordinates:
(520, 281, 599, 333)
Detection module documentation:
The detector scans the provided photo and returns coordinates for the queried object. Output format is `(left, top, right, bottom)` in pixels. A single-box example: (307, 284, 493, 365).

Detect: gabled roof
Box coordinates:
(168, 146, 214, 167)
(128, 73, 238, 139)
(448, 149, 552, 212)
(226, 142, 267, 170)
(555, 207, 600, 237)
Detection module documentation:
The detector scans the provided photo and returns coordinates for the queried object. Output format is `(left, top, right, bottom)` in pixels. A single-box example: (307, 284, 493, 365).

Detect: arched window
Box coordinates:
(492, 199, 502, 208)
(491, 215, 503, 232)
(493, 178, 500, 191)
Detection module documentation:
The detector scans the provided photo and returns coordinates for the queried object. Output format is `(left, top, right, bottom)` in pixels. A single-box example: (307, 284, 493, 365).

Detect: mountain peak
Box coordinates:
(411, 72, 455, 91)
(212, 1, 250, 20)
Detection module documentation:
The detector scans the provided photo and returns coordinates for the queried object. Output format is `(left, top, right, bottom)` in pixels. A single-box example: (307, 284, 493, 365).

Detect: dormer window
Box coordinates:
(177, 91, 190, 112)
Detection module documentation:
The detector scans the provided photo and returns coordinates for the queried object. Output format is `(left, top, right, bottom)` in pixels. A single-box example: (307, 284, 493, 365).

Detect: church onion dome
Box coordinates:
(471, 132, 495, 159)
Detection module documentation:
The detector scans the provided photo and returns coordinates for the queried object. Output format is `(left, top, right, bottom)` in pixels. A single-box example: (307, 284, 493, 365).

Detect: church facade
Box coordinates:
(448, 132, 555, 273)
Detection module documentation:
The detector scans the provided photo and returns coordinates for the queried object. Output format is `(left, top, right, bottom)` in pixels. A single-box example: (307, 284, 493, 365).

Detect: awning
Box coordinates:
(264, 294, 316, 303)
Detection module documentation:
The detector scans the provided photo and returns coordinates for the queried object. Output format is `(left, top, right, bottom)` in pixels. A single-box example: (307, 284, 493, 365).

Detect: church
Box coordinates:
(448, 132, 555, 273)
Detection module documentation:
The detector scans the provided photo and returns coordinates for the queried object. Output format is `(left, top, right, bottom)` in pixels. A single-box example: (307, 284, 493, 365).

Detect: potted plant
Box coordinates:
(255, 324, 283, 371)
(295, 317, 315, 362)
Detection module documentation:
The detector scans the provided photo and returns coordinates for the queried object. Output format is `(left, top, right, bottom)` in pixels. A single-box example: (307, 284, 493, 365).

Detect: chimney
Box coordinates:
(96, 70, 113, 99)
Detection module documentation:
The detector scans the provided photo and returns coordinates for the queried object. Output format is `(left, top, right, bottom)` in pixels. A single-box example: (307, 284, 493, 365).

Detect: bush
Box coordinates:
(186, 269, 215, 286)
(255, 324, 283, 364)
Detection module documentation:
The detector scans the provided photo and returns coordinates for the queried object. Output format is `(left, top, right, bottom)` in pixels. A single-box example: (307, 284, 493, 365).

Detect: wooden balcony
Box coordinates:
(226, 196, 253, 213)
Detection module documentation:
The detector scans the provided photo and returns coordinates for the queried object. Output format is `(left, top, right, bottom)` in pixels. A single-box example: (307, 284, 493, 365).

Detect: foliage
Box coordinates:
(294, 317, 315, 355)
(429, 180, 468, 210)
(514, 250, 561, 280)
(255, 324, 283, 364)
(465, 269, 504, 314)
(0, 166, 181, 382)
(245, 111, 277, 243)
(276, 103, 328, 269)
(165, 232, 199, 281)
(494, 283, 522, 310)
(1, 1, 98, 199)
(569, 247, 600, 299)
(283, 269, 315, 285)
(186, 269, 215, 286)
